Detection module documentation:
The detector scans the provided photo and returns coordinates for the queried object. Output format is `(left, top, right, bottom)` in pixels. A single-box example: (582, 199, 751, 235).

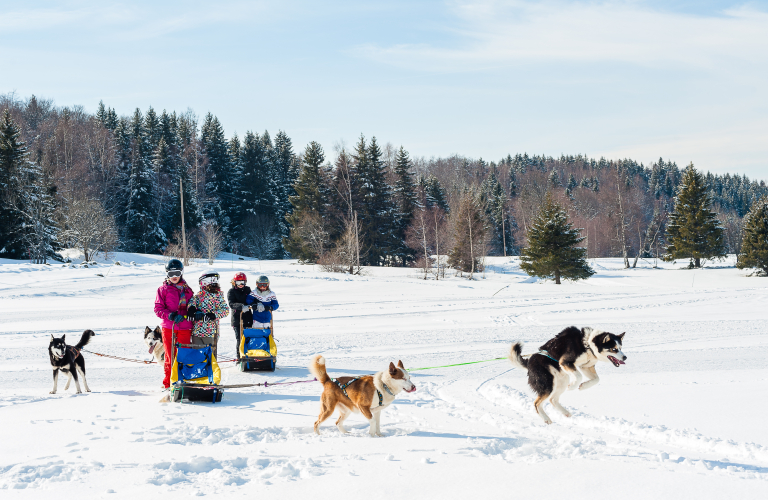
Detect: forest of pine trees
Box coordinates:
(1, 93, 767, 271)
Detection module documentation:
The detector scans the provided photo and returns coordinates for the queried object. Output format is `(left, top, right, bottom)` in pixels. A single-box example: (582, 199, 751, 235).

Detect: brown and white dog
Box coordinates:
(144, 326, 165, 364)
(309, 355, 416, 437)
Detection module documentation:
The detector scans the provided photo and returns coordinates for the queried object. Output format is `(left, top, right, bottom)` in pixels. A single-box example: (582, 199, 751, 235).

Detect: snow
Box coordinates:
(1, 253, 767, 498)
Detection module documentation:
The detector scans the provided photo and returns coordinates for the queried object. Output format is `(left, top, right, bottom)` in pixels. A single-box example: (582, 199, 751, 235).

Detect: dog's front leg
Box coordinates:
(561, 361, 582, 390)
(50, 369, 59, 394)
(578, 365, 599, 391)
(63, 370, 73, 391)
(372, 409, 384, 437)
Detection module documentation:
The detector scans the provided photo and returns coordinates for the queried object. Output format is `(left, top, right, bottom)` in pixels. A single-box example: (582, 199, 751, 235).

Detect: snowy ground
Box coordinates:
(1, 251, 767, 498)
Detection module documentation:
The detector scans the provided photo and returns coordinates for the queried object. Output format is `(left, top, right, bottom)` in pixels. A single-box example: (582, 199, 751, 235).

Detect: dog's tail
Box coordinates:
(308, 355, 330, 384)
(508, 341, 529, 371)
(76, 330, 95, 349)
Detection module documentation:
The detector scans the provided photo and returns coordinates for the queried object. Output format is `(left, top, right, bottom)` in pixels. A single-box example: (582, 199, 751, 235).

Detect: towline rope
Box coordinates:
(407, 357, 508, 371)
(82, 349, 157, 364)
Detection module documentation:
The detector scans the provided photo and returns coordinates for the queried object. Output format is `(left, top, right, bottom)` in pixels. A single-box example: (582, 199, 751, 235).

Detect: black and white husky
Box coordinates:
(509, 326, 627, 424)
(144, 326, 165, 363)
(49, 330, 95, 394)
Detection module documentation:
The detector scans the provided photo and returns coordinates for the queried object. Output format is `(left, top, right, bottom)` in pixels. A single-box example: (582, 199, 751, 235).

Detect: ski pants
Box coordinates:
(162, 327, 191, 389)
(232, 326, 241, 358)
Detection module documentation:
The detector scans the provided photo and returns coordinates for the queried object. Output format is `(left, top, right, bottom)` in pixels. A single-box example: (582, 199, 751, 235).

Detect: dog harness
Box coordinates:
(536, 350, 559, 363)
(53, 346, 81, 360)
(332, 377, 388, 407)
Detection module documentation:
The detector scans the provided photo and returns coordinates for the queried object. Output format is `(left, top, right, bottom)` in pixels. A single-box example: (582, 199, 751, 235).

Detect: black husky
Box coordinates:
(49, 330, 95, 394)
(509, 326, 627, 424)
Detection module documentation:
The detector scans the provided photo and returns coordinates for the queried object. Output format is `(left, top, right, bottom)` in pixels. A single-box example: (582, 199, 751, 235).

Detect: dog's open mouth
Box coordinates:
(608, 356, 625, 367)
(148, 342, 157, 355)
(405, 385, 417, 393)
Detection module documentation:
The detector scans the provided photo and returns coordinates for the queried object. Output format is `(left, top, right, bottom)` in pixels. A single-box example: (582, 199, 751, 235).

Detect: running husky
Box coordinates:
(144, 326, 165, 363)
(49, 330, 95, 394)
(509, 326, 626, 424)
(309, 355, 416, 437)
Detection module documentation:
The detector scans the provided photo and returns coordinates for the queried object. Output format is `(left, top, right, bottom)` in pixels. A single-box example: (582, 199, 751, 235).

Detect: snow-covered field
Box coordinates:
(1, 251, 767, 498)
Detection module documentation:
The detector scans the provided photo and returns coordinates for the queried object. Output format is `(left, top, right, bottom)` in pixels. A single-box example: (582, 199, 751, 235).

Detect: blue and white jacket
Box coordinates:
(245, 289, 279, 328)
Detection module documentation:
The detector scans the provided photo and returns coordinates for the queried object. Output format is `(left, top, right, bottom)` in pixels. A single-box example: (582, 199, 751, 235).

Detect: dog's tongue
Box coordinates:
(148, 344, 156, 355)
(609, 356, 625, 366)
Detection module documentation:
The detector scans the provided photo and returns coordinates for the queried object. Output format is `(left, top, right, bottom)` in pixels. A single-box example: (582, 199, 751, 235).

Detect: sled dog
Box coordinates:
(144, 326, 165, 363)
(49, 330, 95, 394)
(309, 355, 416, 436)
(509, 326, 626, 424)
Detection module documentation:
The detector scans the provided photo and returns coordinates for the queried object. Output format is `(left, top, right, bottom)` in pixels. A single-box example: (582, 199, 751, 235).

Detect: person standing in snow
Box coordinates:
(226, 272, 252, 361)
(154, 259, 194, 389)
(186, 272, 229, 358)
(245, 275, 279, 328)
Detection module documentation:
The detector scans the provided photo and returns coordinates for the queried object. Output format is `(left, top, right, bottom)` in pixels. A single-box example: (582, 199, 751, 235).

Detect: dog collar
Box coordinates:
(377, 390, 383, 406)
(382, 383, 394, 396)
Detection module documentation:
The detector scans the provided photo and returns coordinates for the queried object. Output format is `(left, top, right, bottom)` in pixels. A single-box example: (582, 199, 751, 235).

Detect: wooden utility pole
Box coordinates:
(180, 178, 188, 266)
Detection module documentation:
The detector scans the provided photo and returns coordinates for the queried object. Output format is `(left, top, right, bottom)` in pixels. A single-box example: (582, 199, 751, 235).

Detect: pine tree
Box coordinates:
(16, 161, 58, 263)
(423, 175, 450, 213)
(125, 109, 165, 253)
(663, 163, 725, 268)
(200, 113, 232, 234)
(520, 194, 593, 284)
(272, 130, 298, 258)
(284, 141, 327, 261)
(391, 146, 418, 265)
(356, 136, 397, 265)
(482, 169, 514, 255)
(144, 107, 162, 152)
(737, 196, 768, 275)
(0, 110, 28, 258)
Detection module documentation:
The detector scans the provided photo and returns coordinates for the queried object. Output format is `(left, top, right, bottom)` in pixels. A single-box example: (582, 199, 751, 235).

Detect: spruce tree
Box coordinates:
(125, 109, 165, 253)
(201, 113, 232, 233)
(0, 110, 28, 257)
(392, 146, 418, 265)
(520, 194, 593, 284)
(272, 131, 298, 258)
(423, 175, 450, 213)
(737, 196, 768, 275)
(284, 141, 327, 261)
(663, 163, 725, 268)
(357, 136, 397, 265)
(16, 161, 58, 263)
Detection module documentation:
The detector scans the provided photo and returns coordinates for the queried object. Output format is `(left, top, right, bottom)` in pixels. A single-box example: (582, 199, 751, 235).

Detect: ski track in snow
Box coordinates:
(1, 253, 767, 497)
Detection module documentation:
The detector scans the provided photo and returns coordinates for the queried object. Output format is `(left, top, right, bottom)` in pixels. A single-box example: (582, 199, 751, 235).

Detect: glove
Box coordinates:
(204, 312, 216, 321)
(186, 305, 198, 317)
(241, 305, 250, 312)
(257, 303, 265, 313)
(169, 312, 183, 324)
(193, 312, 205, 321)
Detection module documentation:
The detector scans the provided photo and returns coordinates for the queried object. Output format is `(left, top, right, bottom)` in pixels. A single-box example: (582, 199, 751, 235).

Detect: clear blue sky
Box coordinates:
(2, 1, 767, 180)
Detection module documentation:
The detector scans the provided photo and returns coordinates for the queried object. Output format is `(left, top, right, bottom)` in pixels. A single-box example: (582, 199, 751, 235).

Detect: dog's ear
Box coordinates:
(51, 334, 54, 341)
(602, 334, 611, 344)
(61, 334, 65, 342)
(397, 360, 405, 370)
(155, 326, 161, 334)
(389, 362, 397, 376)
(145, 326, 151, 334)
(618, 332, 625, 341)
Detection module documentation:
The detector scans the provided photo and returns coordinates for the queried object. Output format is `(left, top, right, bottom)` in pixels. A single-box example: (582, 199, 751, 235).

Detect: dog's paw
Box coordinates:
(86, 389, 91, 393)
(563, 411, 572, 418)
(544, 418, 553, 425)
(158, 393, 171, 403)
(567, 383, 577, 391)
(49, 391, 56, 394)
(375, 432, 384, 437)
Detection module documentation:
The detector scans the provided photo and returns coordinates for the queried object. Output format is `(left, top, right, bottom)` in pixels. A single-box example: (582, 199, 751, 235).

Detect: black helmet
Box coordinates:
(199, 272, 220, 287)
(165, 259, 183, 273)
(256, 275, 269, 290)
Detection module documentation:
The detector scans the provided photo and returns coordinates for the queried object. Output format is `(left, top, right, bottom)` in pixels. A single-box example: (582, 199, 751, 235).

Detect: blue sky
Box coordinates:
(1, 1, 767, 179)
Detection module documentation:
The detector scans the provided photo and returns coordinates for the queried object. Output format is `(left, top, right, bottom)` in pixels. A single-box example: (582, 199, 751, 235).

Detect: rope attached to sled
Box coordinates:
(407, 357, 508, 371)
(82, 349, 157, 364)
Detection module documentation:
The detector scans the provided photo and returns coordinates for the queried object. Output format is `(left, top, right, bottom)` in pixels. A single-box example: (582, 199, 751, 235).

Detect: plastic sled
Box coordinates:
(170, 342, 223, 403)
(239, 326, 276, 372)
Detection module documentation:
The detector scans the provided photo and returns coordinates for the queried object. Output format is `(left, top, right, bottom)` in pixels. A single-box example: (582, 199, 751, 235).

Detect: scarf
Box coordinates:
(167, 278, 191, 312)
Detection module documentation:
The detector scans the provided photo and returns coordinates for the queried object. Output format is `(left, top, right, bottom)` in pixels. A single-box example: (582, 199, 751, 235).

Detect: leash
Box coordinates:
(81, 349, 157, 364)
(407, 357, 508, 371)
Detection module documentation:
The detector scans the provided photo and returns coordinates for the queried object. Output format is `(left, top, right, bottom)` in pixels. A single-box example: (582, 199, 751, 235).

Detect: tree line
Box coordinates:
(1, 93, 767, 276)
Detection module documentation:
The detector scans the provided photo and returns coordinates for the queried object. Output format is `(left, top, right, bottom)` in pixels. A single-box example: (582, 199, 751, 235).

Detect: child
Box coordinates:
(245, 275, 279, 328)
(186, 272, 229, 357)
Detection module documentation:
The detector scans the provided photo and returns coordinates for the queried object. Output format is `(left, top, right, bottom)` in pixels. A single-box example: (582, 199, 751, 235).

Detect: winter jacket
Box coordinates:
(227, 285, 253, 327)
(245, 289, 279, 328)
(154, 278, 194, 330)
(188, 289, 229, 338)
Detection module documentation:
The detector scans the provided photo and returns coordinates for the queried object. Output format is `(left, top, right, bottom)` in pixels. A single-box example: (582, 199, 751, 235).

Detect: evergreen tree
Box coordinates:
(144, 107, 162, 152)
(356, 136, 397, 265)
(423, 175, 450, 213)
(0, 110, 28, 257)
(16, 161, 58, 263)
(125, 109, 165, 253)
(737, 196, 768, 275)
(200, 113, 232, 233)
(520, 194, 594, 284)
(482, 169, 514, 255)
(272, 130, 298, 258)
(391, 146, 418, 265)
(447, 189, 486, 276)
(663, 163, 725, 268)
(96, 100, 107, 126)
(284, 141, 327, 261)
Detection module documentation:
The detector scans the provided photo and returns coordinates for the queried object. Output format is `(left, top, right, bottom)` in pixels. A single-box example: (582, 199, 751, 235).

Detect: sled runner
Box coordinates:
(239, 314, 277, 372)
(169, 328, 223, 403)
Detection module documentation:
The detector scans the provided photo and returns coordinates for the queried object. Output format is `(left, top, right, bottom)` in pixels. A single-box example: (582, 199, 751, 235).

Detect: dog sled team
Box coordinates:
(48, 257, 628, 432)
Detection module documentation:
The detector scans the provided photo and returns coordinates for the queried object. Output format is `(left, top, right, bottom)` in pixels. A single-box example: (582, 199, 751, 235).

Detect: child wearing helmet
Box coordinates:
(186, 272, 229, 357)
(227, 272, 252, 360)
(245, 275, 279, 328)
(154, 258, 194, 389)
